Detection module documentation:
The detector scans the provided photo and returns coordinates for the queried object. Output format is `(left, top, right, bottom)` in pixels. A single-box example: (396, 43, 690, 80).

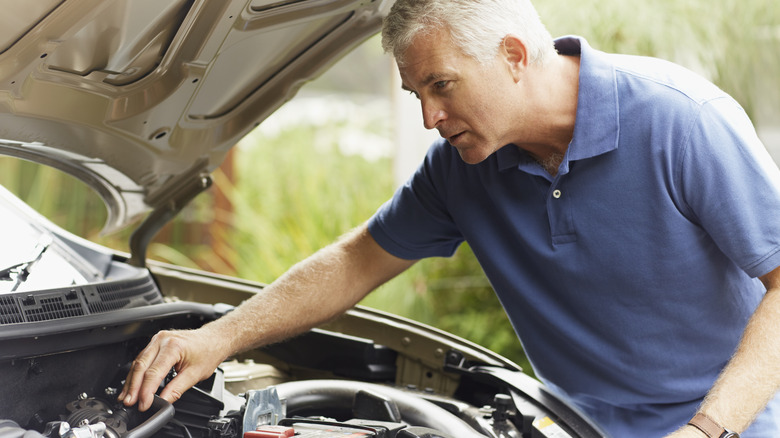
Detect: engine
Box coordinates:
(0, 367, 523, 438)
(0, 274, 605, 438)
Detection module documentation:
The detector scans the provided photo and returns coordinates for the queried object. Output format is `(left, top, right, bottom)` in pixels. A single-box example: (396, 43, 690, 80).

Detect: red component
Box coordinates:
(243, 425, 295, 438)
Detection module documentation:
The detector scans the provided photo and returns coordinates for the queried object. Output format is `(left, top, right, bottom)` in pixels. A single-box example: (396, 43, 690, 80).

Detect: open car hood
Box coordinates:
(0, 0, 390, 235)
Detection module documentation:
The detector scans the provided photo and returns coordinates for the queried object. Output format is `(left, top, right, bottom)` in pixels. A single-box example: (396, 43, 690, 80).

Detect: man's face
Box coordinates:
(398, 28, 521, 164)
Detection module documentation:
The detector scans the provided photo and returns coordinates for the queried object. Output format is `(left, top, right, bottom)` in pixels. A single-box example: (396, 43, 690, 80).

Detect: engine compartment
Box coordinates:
(0, 335, 517, 438)
(0, 350, 527, 438)
(0, 266, 606, 438)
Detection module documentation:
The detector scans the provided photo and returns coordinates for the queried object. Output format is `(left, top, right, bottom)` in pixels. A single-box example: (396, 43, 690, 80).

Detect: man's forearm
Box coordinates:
(666, 268, 780, 438)
(120, 224, 414, 411)
(203, 223, 416, 358)
(666, 265, 780, 438)
(695, 287, 780, 432)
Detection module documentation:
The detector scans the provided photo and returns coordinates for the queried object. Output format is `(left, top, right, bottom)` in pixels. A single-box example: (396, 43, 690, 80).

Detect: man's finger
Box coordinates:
(158, 369, 207, 406)
(119, 340, 162, 406)
(135, 358, 181, 411)
(121, 331, 184, 411)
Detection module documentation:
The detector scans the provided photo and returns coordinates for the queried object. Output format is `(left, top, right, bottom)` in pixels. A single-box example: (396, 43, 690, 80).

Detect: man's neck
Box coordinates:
(517, 54, 580, 169)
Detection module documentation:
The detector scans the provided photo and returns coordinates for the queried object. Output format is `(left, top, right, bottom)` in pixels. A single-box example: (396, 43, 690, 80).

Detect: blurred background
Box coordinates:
(1, 0, 778, 372)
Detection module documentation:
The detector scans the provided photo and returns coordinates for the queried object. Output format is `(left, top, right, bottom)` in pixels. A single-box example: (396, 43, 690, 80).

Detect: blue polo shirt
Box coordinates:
(368, 37, 780, 436)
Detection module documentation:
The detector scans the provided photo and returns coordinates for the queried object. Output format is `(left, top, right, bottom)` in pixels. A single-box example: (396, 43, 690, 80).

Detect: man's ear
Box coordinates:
(501, 34, 528, 82)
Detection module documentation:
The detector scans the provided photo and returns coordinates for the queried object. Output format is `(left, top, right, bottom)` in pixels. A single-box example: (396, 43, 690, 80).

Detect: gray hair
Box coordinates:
(382, 0, 556, 66)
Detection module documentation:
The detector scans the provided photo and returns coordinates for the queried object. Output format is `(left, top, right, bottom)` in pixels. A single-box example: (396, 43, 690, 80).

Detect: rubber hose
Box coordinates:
(274, 380, 487, 438)
(123, 396, 174, 438)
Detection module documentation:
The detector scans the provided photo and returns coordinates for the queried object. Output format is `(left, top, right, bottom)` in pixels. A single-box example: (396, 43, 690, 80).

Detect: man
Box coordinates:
(119, 0, 780, 436)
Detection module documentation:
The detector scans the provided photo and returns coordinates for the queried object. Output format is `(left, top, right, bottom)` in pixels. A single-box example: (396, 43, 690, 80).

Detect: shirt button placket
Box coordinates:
(548, 183, 576, 244)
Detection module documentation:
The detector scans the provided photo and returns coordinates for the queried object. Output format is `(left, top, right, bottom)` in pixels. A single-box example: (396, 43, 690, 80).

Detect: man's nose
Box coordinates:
(421, 98, 446, 130)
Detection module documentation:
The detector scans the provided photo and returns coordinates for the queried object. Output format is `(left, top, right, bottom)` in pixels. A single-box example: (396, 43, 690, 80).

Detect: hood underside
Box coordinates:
(0, 0, 390, 233)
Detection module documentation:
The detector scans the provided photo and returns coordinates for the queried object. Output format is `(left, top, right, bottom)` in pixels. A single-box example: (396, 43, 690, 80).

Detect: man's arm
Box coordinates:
(666, 265, 780, 437)
(118, 223, 416, 412)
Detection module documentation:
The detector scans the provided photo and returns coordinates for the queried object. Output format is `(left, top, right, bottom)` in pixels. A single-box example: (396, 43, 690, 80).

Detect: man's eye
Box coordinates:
(433, 81, 448, 89)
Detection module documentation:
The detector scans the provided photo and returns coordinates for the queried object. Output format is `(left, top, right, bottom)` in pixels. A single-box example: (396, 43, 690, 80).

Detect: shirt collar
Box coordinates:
(497, 36, 620, 172)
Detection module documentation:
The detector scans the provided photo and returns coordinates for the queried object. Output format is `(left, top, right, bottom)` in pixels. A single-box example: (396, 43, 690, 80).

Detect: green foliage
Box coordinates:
(537, 0, 780, 121)
(364, 246, 530, 368)
(224, 121, 395, 280)
(0, 157, 130, 251)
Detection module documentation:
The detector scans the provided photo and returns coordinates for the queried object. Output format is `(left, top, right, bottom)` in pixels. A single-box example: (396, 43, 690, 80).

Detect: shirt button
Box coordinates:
(553, 189, 562, 199)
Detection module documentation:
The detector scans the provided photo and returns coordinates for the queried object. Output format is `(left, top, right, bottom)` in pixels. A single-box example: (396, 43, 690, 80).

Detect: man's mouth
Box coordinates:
(447, 131, 465, 144)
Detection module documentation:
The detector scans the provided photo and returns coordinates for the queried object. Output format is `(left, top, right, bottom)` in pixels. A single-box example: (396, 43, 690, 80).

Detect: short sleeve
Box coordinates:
(679, 96, 780, 278)
(368, 140, 464, 260)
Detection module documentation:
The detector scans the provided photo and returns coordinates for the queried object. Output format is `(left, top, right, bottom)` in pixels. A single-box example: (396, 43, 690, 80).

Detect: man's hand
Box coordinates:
(118, 327, 229, 411)
(117, 224, 414, 412)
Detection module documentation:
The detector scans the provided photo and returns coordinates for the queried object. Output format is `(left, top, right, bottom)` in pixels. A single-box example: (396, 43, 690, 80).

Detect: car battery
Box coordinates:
(282, 423, 375, 437)
(245, 419, 405, 438)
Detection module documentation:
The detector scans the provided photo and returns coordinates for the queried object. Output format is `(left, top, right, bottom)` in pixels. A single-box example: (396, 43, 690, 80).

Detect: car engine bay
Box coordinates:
(0, 261, 606, 438)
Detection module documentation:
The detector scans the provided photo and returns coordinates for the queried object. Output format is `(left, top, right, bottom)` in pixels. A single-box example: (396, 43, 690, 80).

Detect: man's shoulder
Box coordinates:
(571, 36, 725, 105)
(607, 52, 726, 105)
